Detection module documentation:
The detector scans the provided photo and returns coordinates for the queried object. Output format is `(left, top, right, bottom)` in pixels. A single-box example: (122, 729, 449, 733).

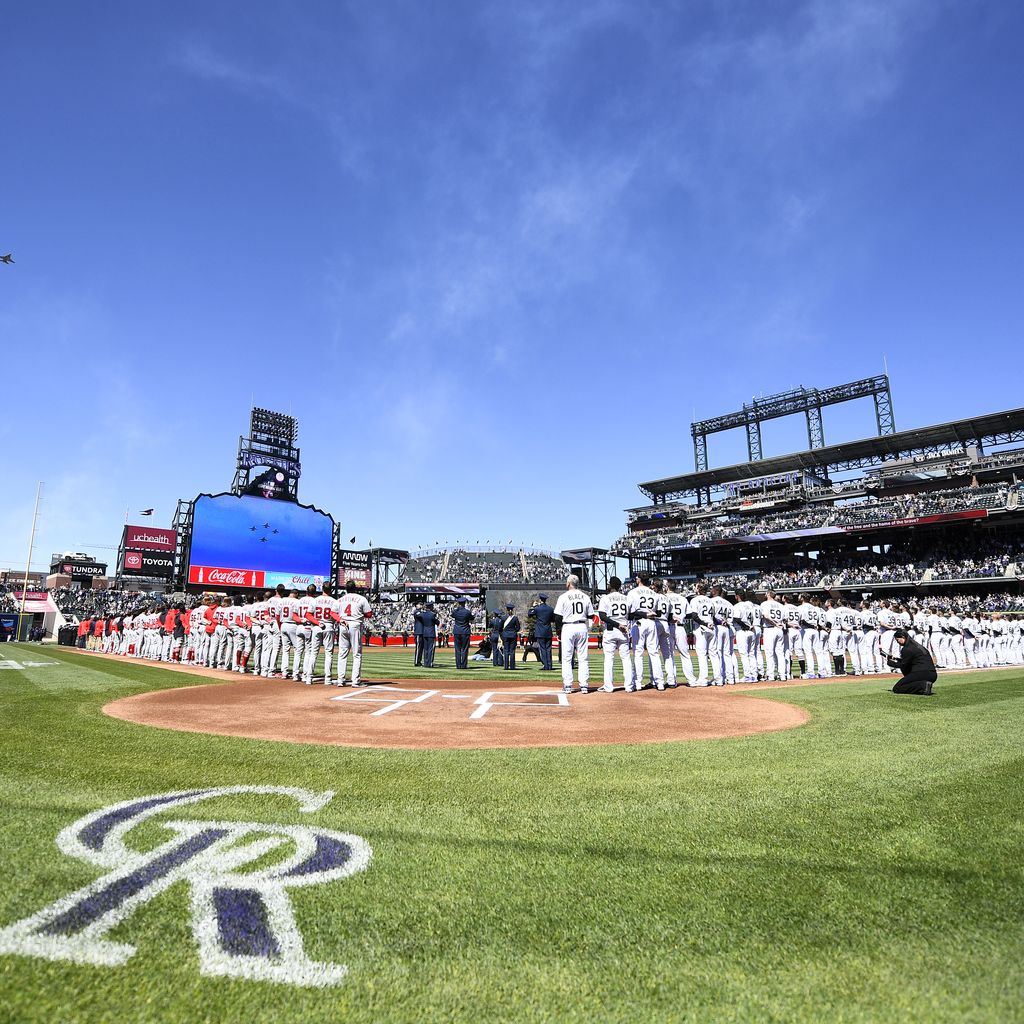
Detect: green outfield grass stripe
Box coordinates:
(0, 653, 1021, 1022)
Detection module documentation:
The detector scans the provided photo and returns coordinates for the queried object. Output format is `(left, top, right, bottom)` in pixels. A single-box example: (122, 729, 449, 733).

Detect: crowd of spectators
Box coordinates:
(928, 540, 1015, 581)
(399, 549, 567, 586)
(696, 536, 1022, 593)
(616, 483, 1011, 553)
(443, 551, 523, 584)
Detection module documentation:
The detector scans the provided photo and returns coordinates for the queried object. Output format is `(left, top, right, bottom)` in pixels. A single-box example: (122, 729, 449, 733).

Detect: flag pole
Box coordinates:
(19, 482, 43, 640)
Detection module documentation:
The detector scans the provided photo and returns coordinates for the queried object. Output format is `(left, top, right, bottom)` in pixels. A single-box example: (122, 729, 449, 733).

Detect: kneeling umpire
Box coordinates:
(886, 628, 937, 696)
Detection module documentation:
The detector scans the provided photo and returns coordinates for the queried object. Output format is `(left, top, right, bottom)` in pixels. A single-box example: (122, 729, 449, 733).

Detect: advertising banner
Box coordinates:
(53, 561, 107, 579)
(840, 508, 989, 532)
(264, 571, 327, 590)
(122, 550, 176, 578)
(188, 566, 266, 589)
(12, 592, 57, 613)
(124, 526, 178, 552)
(336, 550, 371, 570)
(338, 569, 373, 588)
(403, 583, 481, 596)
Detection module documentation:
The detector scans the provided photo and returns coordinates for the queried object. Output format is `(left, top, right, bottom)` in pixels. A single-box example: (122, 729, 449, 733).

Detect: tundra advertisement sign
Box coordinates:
(50, 559, 108, 581)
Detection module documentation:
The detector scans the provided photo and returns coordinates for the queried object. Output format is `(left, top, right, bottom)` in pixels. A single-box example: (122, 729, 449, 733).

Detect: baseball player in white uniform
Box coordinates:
(597, 577, 633, 692)
(782, 599, 801, 677)
(304, 582, 339, 684)
(731, 590, 758, 683)
(295, 585, 320, 684)
(626, 573, 665, 691)
(759, 590, 788, 681)
(278, 588, 305, 680)
(227, 600, 253, 673)
(688, 583, 715, 685)
(554, 575, 596, 693)
(877, 601, 899, 667)
(261, 589, 285, 677)
(709, 586, 736, 685)
(662, 581, 697, 687)
(335, 583, 373, 686)
(797, 595, 824, 679)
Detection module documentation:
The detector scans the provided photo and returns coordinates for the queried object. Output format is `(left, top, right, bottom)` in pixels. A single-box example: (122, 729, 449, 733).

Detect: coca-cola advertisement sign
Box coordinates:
(125, 525, 177, 552)
(188, 565, 266, 589)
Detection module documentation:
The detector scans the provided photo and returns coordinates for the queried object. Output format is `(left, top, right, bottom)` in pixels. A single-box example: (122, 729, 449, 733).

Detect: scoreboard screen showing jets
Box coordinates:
(186, 493, 333, 590)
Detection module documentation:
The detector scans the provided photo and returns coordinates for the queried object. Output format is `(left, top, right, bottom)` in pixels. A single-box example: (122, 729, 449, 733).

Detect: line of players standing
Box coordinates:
(88, 582, 378, 686)
(593, 575, 1023, 692)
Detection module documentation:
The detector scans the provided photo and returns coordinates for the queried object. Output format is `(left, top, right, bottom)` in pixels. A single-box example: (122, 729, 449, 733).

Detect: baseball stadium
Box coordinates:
(2, 383, 1022, 1023)
(4, 6, 1024, 1022)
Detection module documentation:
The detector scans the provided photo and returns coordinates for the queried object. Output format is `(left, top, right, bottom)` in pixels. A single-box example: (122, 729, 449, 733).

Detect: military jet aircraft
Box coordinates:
(0, 254, 13, 265)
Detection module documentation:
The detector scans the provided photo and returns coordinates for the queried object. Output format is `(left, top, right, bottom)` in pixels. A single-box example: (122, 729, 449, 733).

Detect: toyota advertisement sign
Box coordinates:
(122, 550, 175, 578)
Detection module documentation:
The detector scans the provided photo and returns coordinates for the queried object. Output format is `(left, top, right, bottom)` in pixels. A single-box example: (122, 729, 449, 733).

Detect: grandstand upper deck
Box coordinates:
(637, 406, 1024, 503)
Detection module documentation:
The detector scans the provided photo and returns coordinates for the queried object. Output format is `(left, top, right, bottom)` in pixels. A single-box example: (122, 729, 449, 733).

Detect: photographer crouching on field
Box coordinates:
(886, 628, 937, 696)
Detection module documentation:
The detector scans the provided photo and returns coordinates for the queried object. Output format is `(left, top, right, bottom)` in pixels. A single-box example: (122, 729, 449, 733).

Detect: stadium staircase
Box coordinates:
(440, 549, 451, 580)
(519, 551, 528, 578)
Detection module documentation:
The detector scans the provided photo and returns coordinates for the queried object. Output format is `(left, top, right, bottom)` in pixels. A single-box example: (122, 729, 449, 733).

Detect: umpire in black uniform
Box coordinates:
(451, 596, 474, 669)
(886, 629, 937, 695)
(528, 594, 555, 670)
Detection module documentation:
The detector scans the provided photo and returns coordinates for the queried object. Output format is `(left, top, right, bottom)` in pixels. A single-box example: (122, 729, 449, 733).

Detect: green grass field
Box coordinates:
(1, 642, 1021, 1023)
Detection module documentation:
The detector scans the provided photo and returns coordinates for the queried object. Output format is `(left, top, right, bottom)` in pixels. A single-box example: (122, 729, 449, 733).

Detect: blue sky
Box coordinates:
(2, 0, 1023, 573)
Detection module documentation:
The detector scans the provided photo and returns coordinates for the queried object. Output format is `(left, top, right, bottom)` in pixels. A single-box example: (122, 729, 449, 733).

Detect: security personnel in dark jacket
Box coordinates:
(528, 594, 556, 670)
(500, 603, 520, 670)
(451, 597, 474, 670)
(886, 629, 937, 695)
(416, 605, 437, 668)
(488, 610, 504, 667)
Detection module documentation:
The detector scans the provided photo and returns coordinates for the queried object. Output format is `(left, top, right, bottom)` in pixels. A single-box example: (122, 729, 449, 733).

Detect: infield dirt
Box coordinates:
(103, 671, 810, 749)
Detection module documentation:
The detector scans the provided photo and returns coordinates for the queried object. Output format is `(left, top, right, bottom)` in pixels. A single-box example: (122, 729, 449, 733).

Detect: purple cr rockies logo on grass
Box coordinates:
(0, 787, 372, 987)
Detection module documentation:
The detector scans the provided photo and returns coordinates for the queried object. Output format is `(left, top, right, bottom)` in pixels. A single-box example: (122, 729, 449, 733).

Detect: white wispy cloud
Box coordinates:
(171, 39, 291, 99)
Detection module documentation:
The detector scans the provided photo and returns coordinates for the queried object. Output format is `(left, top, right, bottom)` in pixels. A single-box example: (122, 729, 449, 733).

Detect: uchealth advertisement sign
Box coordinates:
(122, 550, 175, 578)
(124, 525, 178, 552)
(12, 591, 58, 613)
(188, 566, 266, 589)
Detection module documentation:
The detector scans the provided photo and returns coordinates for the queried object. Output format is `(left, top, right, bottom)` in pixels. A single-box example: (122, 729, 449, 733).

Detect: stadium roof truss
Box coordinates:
(690, 375, 896, 475)
(640, 407, 1024, 503)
